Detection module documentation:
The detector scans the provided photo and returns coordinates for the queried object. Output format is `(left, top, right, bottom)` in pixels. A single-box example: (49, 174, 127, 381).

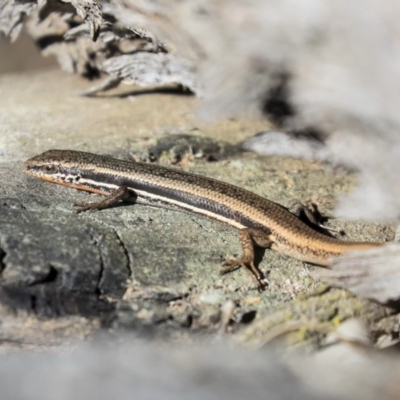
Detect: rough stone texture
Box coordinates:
(0, 192, 129, 317)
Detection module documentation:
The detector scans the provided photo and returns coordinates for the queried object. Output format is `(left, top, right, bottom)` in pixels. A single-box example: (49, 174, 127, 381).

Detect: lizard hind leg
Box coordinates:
(288, 199, 343, 235)
(221, 228, 272, 291)
(288, 199, 323, 226)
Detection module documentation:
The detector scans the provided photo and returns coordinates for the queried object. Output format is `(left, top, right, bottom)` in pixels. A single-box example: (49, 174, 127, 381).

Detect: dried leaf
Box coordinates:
(101, 52, 199, 93)
(67, 0, 103, 41)
(0, 0, 37, 42)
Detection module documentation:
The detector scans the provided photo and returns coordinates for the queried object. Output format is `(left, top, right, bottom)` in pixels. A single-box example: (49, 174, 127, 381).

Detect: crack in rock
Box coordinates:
(84, 224, 130, 298)
(28, 265, 59, 286)
(85, 226, 105, 297)
(0, 247, 6, 274)
(111, 227, 131, 277)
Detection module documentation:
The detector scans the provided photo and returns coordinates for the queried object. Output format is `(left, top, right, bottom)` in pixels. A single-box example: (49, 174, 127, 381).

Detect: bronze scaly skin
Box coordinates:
(24, 150, 384, 290)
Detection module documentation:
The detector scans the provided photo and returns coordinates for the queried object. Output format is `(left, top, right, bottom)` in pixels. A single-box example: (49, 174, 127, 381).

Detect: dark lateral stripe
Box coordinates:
(80, 170, 263, 230)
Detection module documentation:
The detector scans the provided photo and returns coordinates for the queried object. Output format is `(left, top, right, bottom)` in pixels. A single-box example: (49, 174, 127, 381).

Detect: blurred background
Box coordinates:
(0, 31, 56, 74)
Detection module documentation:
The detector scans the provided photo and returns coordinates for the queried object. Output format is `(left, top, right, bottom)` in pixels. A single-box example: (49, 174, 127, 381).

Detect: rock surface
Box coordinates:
(0, 69, 394, 350)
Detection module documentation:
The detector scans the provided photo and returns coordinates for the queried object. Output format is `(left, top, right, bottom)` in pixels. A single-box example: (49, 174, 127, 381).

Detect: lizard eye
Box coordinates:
(45, 165, 54, 171)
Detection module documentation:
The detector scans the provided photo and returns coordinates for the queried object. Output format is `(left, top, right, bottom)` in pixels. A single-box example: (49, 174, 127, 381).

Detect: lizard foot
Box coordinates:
(221, 258, 268, 291)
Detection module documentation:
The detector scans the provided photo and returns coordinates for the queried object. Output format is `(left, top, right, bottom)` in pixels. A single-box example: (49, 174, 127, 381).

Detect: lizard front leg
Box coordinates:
(73, 186, 134, 213)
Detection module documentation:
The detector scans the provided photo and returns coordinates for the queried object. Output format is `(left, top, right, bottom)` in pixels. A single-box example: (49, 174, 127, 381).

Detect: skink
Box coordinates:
(24, 150, 383, 290)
